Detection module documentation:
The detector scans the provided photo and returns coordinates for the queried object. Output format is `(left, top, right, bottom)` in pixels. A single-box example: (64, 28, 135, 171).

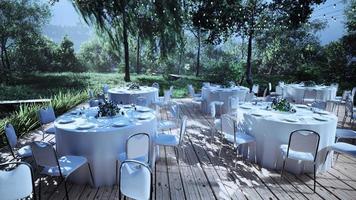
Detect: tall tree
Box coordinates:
(0, 0, 50, 82)
(192, 0, 325, 88)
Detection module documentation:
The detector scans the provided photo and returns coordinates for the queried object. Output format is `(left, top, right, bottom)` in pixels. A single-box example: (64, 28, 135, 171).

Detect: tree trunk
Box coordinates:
(246, 31, 253, 90)
(196, 28, 201, 77)
(122, 6, 130, 82)
(136, 32, 140, 74)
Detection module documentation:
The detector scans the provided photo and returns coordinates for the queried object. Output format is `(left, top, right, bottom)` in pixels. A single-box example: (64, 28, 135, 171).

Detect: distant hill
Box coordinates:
(42, 24, 93, 52)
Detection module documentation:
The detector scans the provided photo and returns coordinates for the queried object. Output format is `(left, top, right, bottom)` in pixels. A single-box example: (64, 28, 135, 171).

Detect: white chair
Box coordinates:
(245, 92, 255, 102)
(0, 162, 36, 200)
(188, 85, 203, 110)
(303, 89, 317, 104)
(38, 106, 56, 140)
(219, 114, 256, 162)
(117, 133, 150, 183)
(228, 96, 239, 114)
(154, 116, 188, 163)
(335, 128, 356, 142)
(210, 102, 224, 141)
(169, 85, 174, 97)
(30, 141, 95, 199)
(158, 103, 180, 131)
(329, 90, 350, 115)
(152, 82, 159, 90)
(4, 123, 32, 159)
(252, 84, 259, 95)
(330, 142, 356, 164)
(154, 90, 171, 109)
(280, 129, 320, 192)
(342, 95, 355, 128)
(119, 160, 152, 200)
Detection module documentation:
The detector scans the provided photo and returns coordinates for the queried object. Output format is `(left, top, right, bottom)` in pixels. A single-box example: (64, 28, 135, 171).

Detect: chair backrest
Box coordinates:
(38, 106, 56, 125)
(262, 88, 268, 97)
(187, 85, 195, 97)
(268, 83, 272, 91)
(345, 95, 354, 116)
(103, 84, 109, 94)
(287, 129, 320, 162)
(169, 86, 174, 97)
(275, 85, 283, 95)
(163, 90, 171, 102)
(229, 81, 236, 88)
(252, 84, 259, 94)
(311, 101, 327, 110)
(4, 123, 17, 149)
(119, 160, 152, 200)
(303, 89, 317, 101)
(229, 96, 239, 111)
(179, 116, 188, 145)
(342, 90, 351, 100)
(126, 133, 150, 163)
(169, 103, 180, 119)
(152, 82, 159, 90)
(0, 162, 35, 200)
(30, 141, 59, 170)
(209, 102, 217, 118)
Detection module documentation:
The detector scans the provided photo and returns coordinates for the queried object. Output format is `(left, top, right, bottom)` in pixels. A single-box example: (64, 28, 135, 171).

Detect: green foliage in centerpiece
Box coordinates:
(127, 83, 140, 90)
(96, 100, 120, 117)
(271, 98, 296, 113)
(303, 81, 316, 87)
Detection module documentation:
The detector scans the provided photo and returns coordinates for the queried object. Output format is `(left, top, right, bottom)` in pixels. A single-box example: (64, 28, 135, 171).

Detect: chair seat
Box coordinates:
(331, 142, 356, 157)
(154, 133, 179, 146)
(158, 120, 177, 131)
(118, 153, 148, 163)
(223, 131, 255, 145)
(44, 125, 55, 134)
(280, 144, 315, 162)
(336, 129, 356, 140)
(42, 155, 87, 177)
(120, 162, 151, 200)
(17, 145, 32, 158)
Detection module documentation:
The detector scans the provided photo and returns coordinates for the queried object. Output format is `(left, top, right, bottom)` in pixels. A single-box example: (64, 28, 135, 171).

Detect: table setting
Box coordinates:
(201, 84, 249, 114)
(108, 83, 159, 105)
(54, 101, 157, 186)
(222, 98, 337, 174)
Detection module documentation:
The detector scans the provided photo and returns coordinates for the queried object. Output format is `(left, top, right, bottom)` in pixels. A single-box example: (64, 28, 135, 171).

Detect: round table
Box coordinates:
(282, 84, 337, 103)
(201, 85, 249, 114)
(222, 102, 337, 174)
(55, 106, 157, 187)
(108, 86, 159, 105)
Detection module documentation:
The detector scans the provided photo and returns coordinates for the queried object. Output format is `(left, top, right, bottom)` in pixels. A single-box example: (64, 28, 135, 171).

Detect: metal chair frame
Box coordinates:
(281, 129, 320, 192)
(118, 160, 153, 200)
(0, 161, 36, 200)
(31, 142, 95, 200)
(38, 106, 56, 140)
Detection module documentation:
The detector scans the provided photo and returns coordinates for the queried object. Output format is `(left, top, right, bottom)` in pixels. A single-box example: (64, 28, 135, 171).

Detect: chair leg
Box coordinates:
(87, 163, 95, 187)
(64, 178, 69, 200)
(313, 163, 316, 192)
(116, 160, 119, 185)
(175, 147, 180, 164)
(39, 177, 42, 200)
(281, 159, 286, 179)
(335, 152, 340, 164)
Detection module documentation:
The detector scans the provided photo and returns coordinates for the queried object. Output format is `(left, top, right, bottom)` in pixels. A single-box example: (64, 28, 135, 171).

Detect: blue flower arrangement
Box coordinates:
(271, 98, 296, 113)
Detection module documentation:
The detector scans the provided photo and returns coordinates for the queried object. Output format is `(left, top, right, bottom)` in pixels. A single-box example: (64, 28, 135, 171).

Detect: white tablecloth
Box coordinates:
(108, 86, 159, 105)
(282, 84, 337, 103)
(55, 106, 157, 187)
(222, 102, 337, 174)
(201, 86, 249, 114)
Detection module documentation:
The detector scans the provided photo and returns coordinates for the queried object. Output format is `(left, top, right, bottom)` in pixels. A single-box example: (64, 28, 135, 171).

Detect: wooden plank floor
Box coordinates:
(1, 99, 355, 200)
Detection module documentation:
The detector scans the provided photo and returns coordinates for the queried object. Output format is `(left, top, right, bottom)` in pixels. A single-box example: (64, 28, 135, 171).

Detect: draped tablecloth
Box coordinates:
(282, 84, 337, 103)
(201, 85, 249, 114)
(55, 106, 157, 187)
(108, 86, 159, 105)
(221, 102, 337, 174)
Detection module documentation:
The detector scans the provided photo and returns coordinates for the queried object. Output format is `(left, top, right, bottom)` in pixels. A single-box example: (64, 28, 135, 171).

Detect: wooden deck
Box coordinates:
(1, 99, 356, 200)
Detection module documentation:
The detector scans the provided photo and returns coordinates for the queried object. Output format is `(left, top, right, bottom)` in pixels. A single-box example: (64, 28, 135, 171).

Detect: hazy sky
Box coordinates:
(48, 0, 347, 45)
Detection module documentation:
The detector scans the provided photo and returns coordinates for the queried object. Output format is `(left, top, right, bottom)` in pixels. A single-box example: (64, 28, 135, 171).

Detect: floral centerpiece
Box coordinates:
(303, 80, 316, 87)
(127, 83, 140, 90)
(271, 98, 296, 113)
(96, 100, 120, 117)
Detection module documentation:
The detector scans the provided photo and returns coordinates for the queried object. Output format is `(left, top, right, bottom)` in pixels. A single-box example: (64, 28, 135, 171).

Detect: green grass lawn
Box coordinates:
(0, 72, 204, 101)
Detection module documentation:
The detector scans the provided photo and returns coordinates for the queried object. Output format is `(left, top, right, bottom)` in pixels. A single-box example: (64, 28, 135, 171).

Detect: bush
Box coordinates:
(0, 90, 88, 148)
